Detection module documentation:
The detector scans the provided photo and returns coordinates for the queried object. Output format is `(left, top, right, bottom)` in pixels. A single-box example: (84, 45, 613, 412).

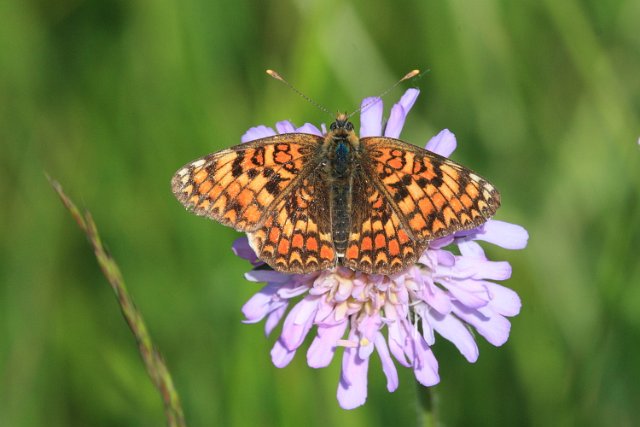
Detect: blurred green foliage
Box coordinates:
(1, 0, 639, 426)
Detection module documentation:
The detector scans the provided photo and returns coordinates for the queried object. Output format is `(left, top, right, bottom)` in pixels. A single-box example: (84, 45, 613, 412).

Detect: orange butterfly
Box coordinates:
(172, 112, 500, 275)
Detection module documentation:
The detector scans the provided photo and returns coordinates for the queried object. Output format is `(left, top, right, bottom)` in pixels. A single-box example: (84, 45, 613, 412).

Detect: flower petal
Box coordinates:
(271, 339, 296, 368)
(443, 278, 491, 309)
(337, 344, 370, 409)
(484, 281, 522, 317)
(374, 332, 398, 392)
(475, 220, 529, 250)
(276, 121, 296, 134)
(427, 310, 479, 362)
(445, 257, 512, 281)
(360, 97, 383, 137)
(413, 336, 440, 386)
(425, 129, 457, 157)
(244, 270, 291, 284)
(307, 321, 348, 368)
(295, 123, 323, 136)
(453, 302, 512, 347)
(265, 304, 288, 336)
(241, 125, 276, 142)
(384, 89, 420, 138)
(457, 240, 487, 260)
(280, 297, 319, 351)
(241, 283, 280, 323)
(232, 237, 259, 264)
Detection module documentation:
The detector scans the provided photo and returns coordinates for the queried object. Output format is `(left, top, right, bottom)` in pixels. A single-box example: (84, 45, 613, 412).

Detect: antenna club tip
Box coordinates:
(266, 69, 283, 81)
(402, 69, 421, 81)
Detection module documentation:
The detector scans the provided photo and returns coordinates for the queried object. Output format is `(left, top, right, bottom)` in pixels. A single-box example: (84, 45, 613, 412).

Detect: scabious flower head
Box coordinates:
(235, 89, 529, 409)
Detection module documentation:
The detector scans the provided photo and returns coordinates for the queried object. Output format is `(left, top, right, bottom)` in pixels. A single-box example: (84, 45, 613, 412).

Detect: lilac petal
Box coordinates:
(241, 283, 280, 322)
(337, 345, 370, 409)
(427, 310, 479, 362)
(321, 123, 327, 135)
(386, 314, 411, 367)
(271, 339, 296, 368)
(444, 279, 490, 309)
(275, 121, 296, 134)
(280, 297, 319, 351)
(295, 123, 323, 136)
(374, 332, 398, 392)
(384, 89, 420, 138)
(474, 261, 512, 281)
(415, 274, 452, 315)
(418, 308, 436, 345)
(360, 96, 383, 137)
(475, 220, 529, 250)
(448, 257, 512, 281)
(241, 125, 276, 142)
(277, 282, 313, 298)
(355, 315, 382, 361)
(429, 235, 455, 250)
(453, 302, 512, 346)
(437, 250, 455, 266)
(484, 281, 521, 317)
(413, 336, 440, 386)
(307, 321, 348, 368)
(265, 304, 288, 336)
(457, 241, 487, 260)
(232, 237, 259, 263)
(425, 129, 457, 157)
(244, 270, 291, 284)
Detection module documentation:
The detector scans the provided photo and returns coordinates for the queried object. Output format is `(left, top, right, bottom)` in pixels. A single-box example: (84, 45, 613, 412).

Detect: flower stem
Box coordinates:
(416, 383, 438, 427)
(49, 176, 186, 427)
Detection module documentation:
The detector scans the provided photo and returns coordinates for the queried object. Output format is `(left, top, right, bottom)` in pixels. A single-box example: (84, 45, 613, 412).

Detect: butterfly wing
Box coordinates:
(343, 137, 500, 274)
(247, 167, 337, 273)
(171, 134, 322, 232)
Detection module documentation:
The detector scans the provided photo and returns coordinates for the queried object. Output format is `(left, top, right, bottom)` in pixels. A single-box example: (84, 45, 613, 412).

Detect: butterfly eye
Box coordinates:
(345, 122, 354, 131)
(330, 122, 337, 131)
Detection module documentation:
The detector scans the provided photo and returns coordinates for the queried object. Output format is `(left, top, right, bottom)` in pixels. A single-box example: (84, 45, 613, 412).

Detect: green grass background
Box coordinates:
(2, 0, 640, 425)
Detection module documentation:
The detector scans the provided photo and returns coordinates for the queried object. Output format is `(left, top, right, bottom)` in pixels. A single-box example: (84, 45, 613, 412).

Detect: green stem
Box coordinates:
(416, 383, 438, 427)
(49, 176, 186, 427)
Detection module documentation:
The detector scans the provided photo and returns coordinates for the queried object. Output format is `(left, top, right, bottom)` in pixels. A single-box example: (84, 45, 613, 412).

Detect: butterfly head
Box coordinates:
(329, 113, 355, 136)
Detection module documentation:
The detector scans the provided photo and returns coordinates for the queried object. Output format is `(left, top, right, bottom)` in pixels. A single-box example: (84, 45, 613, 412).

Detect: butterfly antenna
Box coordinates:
(266, 70, 333, 118)
(347, 69, 423, 119)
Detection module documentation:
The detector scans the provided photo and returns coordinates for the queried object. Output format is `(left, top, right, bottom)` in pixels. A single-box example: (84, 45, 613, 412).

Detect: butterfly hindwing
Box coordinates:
(342, 169, 427, 274)
(359, 137, 500, 242)
(247, 165, 336, 273)
(171, 134, 322, 232)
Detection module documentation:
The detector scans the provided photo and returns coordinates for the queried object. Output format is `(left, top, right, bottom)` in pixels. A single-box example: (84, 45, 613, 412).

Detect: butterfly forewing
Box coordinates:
(171, 134, 322, 232)
(359, 137, 500, 242)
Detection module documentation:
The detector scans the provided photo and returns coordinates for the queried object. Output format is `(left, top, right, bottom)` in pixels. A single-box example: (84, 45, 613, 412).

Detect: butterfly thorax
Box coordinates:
(324, 115, 360, 256)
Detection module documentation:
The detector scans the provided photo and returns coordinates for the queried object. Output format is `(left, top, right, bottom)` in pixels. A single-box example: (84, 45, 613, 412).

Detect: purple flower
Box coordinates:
(234, 89, 529, 409)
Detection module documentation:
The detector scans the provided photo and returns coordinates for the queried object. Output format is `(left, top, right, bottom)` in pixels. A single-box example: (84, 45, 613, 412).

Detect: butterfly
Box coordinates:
(172, 113, 500, 275)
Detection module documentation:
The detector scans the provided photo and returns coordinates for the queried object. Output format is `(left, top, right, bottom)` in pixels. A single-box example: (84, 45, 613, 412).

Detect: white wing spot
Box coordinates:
(191, 159, 206, 168)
